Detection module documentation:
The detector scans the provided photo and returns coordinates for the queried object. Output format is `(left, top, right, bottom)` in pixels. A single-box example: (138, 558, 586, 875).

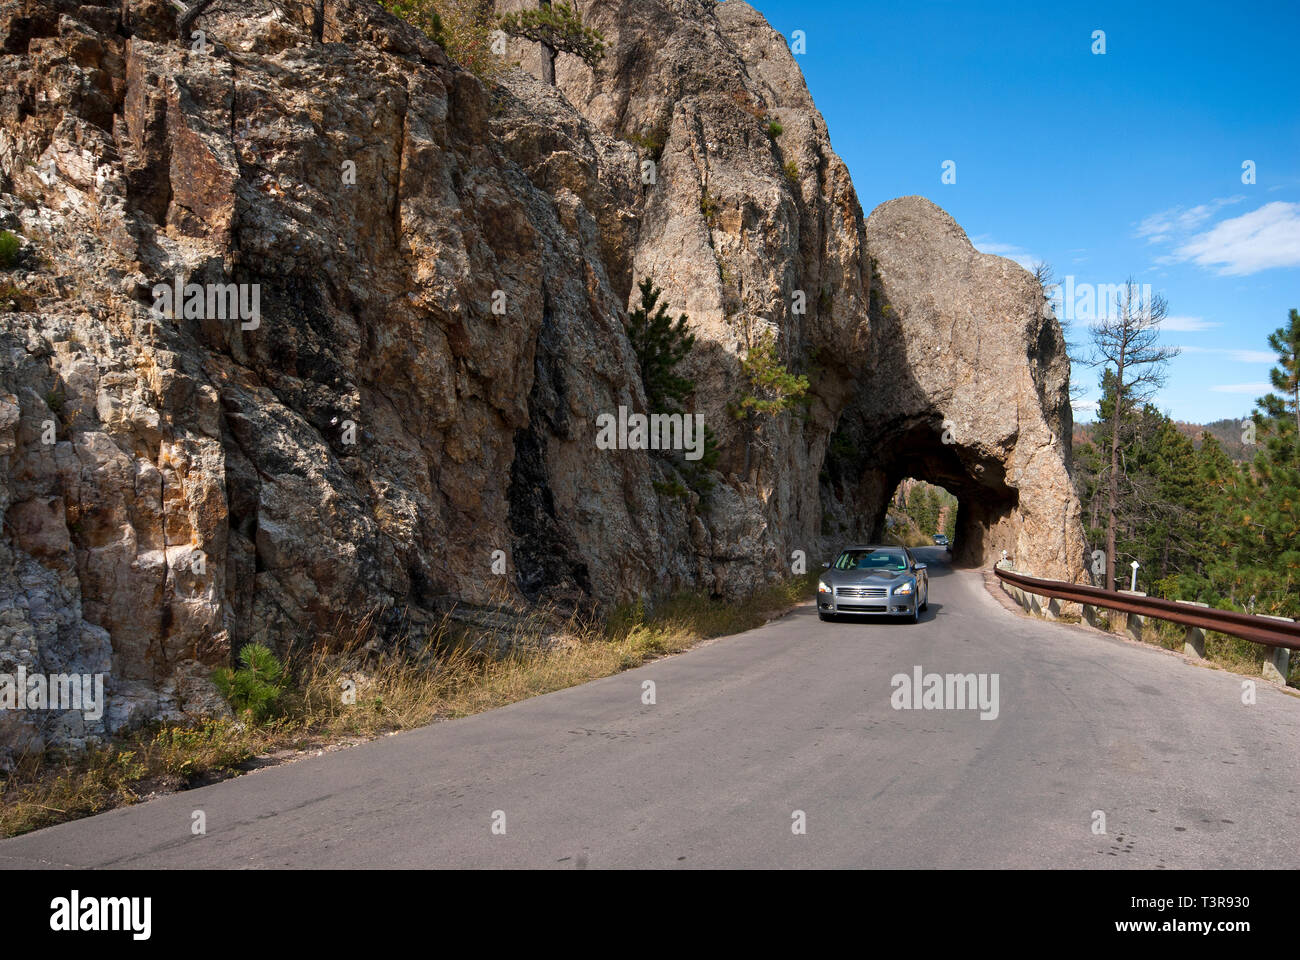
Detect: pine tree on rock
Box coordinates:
(626, 276, 696, 412)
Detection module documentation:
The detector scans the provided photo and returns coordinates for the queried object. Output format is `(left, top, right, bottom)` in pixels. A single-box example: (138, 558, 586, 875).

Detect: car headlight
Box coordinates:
(892, 580, 915, 595)
(818, 580, 832, 594)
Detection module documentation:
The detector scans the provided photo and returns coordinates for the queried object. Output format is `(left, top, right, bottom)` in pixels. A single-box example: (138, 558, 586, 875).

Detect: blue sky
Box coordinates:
(746, 0, 1300, 424)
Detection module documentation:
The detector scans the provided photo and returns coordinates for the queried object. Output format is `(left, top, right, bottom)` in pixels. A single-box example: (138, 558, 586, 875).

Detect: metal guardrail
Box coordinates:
(993, 564, 1300, 651)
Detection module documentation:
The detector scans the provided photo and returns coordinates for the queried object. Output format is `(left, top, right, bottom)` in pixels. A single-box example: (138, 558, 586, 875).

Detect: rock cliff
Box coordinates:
(0, 0, 1084, 759)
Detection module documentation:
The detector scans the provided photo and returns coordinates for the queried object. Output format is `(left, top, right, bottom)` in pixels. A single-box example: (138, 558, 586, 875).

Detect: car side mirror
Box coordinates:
(914, 563, 927, 571)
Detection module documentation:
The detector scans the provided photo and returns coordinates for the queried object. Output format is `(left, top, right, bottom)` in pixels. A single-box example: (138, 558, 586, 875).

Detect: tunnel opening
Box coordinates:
(882, 478, 957, 549)
(819, 415, 1023, 569)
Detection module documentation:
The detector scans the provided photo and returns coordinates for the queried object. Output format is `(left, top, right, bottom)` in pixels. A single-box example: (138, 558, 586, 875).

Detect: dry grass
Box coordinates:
(728, 89, 767, 121)
(882, 526, 932, 549)
(1105, 610, 1293, 685)
(0, 720, 283, 835)
(1001, 581, 1296, 688)
(380, 0, 507, 83)
(0, 575, 817, 837)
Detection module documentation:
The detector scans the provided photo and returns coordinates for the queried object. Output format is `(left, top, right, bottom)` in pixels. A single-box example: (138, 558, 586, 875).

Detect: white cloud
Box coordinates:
(1136, 196, 1245, 244)
(1071, 399, 1097, 413)
(1210, 382, 1273, 394)
(1177, 346, 1276, 363)
(1171, 202, 1300, 275)
(1160, 315, 1219, 332)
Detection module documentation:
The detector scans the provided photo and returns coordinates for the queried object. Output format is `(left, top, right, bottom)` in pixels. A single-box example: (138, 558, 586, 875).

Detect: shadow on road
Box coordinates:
(818, 602, 946, 626)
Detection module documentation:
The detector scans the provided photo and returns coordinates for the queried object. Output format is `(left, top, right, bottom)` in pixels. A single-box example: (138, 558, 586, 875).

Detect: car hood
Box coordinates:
(822, 568, 913, 585)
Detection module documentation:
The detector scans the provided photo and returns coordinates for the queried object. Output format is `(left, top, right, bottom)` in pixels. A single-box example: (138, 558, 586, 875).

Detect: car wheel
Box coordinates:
(908, 602, 920, 624)
(818, 611, 835, 622)
(920, 587, 928, 612)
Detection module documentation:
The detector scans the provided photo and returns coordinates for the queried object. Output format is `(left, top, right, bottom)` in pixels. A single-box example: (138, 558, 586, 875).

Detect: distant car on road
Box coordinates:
(933, 534, 948, 546)
(817, 545, 929, 623)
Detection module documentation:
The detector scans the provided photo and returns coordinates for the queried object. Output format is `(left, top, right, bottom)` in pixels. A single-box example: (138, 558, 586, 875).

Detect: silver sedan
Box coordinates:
(817, 545, 929, 624)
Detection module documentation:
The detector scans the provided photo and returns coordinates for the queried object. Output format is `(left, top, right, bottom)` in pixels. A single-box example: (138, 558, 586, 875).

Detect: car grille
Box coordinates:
(836, 586, 888, 598)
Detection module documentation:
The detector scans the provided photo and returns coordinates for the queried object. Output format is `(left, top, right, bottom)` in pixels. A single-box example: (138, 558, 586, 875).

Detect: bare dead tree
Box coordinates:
(1087, 278, 1179, 591)
(1031, 260, 1057, 302)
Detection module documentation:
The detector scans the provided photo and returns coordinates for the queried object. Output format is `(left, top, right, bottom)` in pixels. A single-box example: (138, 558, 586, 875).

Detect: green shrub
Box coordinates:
(765, 119, 783, 139)
(213, 643, 286, 724)
(652, 478, 690, 499)
(0, 230, 18, 268)
(732, 329, 810, 420)
(828, 430, 855, 462)
(680, 424, 720, 496)
(627, 119, 669, 161)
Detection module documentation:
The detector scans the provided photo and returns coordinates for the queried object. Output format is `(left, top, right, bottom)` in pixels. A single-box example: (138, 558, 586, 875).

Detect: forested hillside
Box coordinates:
(1075, 417, 1253, 463)
(1072, 310, 1299, 626)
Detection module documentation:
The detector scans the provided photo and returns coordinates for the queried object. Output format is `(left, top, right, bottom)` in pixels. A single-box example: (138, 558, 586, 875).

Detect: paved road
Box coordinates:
(4, 548, 1298, 868)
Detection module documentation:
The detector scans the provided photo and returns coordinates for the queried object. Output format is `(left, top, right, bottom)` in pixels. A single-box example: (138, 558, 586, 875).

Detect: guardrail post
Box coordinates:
(1082, 603, 1103, 629)
(1117, 590, 1145, 642)
(1259, 615, 1294, 683)
(1270, 648, 1291, 684)
(1175, 599, 1209, 659)
(1274, 648, 1291, 684)
(996, 563, 1031, 612)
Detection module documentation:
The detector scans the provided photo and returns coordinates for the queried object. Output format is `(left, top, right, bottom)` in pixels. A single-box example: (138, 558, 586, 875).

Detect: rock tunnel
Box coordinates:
(819, 197, 1086, 582)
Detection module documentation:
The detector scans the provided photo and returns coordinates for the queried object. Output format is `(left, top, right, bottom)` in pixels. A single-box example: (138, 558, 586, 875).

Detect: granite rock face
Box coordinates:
(822, 196, 1085, 579)
(0, 0, 1083, 758)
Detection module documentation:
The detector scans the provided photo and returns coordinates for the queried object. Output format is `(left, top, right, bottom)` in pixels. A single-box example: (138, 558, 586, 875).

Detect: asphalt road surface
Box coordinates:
(4, 548, 1298, 869)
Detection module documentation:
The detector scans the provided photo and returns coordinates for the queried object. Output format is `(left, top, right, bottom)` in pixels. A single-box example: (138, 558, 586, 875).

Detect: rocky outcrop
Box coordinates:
(821, 196, 1085, 579)
(506, 0, 875, 592)
(0, 0, 1084, 759)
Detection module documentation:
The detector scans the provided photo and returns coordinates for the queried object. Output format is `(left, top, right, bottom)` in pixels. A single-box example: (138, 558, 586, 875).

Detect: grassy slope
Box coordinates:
(1, 575, 818, 837)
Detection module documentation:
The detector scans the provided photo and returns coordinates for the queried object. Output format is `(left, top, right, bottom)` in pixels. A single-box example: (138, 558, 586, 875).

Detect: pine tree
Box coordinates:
(730, 328, 810, 481)
(732, 329, 810, 419)
(1236, 309, 1300, 615)
(1262, 307, 1300, 462)
(1172, 313, 1300, 620)
(626, 276, 696, 412)
(922, 487, 942, 535)
(497, 1, 606, 84)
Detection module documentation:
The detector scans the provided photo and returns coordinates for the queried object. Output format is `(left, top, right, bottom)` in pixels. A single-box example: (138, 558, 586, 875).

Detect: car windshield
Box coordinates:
(833, 549, 907, 571)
